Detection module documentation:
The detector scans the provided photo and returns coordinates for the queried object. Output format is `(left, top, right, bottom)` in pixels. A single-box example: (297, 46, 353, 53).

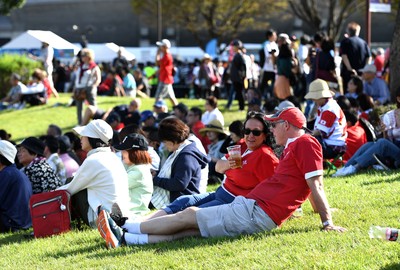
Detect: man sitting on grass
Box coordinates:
(97, 107, 346, 248)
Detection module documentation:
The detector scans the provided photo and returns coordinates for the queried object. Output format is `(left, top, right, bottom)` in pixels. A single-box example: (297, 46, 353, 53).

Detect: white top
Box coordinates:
(201, 107, 225, 127)
(188, 133, 209, 193)
(314, 99, 347, 146)
(74, 64, 101, 89)
(263, 41, 279, 72)
(57, 147, 131, 227)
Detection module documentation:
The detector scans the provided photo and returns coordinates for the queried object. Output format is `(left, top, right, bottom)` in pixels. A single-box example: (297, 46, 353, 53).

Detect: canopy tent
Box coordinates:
(1, 30, 79, 59)
(86, 43, 136, 63)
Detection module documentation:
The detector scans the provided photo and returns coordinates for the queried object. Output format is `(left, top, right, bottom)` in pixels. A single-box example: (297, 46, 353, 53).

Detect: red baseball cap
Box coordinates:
(264, 107, 306, 129)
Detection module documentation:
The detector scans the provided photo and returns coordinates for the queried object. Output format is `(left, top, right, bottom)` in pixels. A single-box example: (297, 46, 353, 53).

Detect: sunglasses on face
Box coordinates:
(244, 128, 262, 136)
(270, 120, 286, 128)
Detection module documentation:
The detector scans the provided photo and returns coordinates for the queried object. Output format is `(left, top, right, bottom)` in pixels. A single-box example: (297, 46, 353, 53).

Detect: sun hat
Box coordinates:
(73, 119, 113, 144)
(17, 137, 45, 156)
(304, 79, 334, 100)
(199, 119, 226, 136)
(265, 107, 306, 129)
(114, 133, 148, 151)
(359, 63, 377, 73)
(0, 140, 17, 164)
(156, 39, 171, 48)
(202, 53, 212, 60)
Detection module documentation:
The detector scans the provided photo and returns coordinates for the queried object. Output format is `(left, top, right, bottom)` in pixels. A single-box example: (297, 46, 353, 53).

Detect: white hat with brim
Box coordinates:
(0, 140, 17, 164)
(304, 79, 335, 100)
(156, 39, 171, 48)
(73, 119, 113, 144)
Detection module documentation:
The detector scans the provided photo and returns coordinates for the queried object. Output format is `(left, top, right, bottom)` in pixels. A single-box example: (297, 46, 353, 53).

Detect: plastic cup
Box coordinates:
(227, 145, 242, 169)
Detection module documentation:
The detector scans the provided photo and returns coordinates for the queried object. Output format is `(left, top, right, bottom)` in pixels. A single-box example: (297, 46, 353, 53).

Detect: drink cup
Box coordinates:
(227, 145, 242, 169)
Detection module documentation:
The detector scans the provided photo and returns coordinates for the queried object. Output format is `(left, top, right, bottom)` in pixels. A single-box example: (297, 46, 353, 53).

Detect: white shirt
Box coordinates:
(57, 147, 131, 227)
(263, 41, 279, 72)
(201, 108, 225, 127)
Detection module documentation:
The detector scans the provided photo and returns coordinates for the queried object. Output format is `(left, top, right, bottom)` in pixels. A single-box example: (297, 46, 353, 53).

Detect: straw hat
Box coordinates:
(304, 79, 335, 100)
(199, 119, 227, 136)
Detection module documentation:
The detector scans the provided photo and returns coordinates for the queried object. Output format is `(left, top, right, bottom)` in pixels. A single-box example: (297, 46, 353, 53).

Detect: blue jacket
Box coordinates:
(0, 164, 32, 231)
(153, 142, 210, 202)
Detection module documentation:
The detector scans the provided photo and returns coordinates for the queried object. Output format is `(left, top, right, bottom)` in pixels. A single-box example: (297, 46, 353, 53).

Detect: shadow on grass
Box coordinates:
(0, 230, 34, 246)
(382, 263, 400, 270)
(78, 226, 317, 258)
(361, 170, 400, 186)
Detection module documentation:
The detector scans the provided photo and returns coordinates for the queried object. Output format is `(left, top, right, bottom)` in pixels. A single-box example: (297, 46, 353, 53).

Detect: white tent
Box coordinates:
(86, 43, 136, 63)
(2, 30, 79, 55)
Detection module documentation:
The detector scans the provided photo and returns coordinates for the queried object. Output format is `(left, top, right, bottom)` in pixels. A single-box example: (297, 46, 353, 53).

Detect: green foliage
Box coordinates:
(1, 95, 400, 268)
(0, 54, 42, 98)
(0, 0, 25, 15)
(131, 0, 286, 49)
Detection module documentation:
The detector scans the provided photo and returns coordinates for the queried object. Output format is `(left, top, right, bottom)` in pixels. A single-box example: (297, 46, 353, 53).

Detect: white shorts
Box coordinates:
(196, 196, 277, 237)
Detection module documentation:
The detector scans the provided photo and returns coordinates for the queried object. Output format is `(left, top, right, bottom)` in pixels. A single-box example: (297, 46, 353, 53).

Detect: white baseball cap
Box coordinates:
(156, 39, 171, 48)
(73, 119, 113, 144)
(0, 140, 17, 164)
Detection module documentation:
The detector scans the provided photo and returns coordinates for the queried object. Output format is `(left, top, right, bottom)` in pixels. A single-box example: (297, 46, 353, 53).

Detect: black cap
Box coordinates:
(173, 102, 188, 114)
(114, 133, 148, 151)
(17, 137, 45, 156)
(232, 39, 243, 48)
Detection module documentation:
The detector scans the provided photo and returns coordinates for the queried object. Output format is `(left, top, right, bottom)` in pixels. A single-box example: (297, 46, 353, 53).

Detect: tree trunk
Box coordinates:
(389, 4, 400, 102)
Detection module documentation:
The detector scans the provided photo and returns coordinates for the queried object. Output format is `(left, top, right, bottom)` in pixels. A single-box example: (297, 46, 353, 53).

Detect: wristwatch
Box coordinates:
(322, 220, 333, 227)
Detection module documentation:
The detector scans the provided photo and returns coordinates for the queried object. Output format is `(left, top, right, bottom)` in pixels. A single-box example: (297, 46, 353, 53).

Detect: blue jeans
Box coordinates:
(163, 186, 235, 214)
(346, 138, 400, 168)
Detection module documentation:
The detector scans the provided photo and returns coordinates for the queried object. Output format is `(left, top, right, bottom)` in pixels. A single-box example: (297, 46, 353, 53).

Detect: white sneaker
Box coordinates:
(332, 165, 357, 177)
(372, 165, 385, 171)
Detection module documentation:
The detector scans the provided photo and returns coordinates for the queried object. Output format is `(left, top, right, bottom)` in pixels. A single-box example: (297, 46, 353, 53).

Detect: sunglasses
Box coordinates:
(270, 120, 286, 128)
(244, 128, 263, 136)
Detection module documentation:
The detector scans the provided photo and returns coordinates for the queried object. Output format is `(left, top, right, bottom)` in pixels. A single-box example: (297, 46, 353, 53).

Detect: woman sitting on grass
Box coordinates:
(110, 111, 279, 227)
(113, 133, 153, 217)
(56, 120, 131, 228)
(333, 87, 400, 177)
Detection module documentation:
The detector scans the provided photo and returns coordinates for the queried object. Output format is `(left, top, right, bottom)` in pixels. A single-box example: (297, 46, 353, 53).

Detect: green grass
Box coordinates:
(1, 95, 400, 269)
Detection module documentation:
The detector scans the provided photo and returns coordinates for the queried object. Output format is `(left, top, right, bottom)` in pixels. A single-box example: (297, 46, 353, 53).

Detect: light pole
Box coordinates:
(157, 0, 162, 40)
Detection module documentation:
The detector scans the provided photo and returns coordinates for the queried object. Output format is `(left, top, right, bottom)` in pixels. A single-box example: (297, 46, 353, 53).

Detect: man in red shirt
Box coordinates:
(98, 107, 346, 247)
(154, 39, 178, 106)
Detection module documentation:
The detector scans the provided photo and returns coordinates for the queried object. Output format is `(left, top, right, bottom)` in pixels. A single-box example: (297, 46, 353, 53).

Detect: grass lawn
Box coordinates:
(1, 94, 400, 269)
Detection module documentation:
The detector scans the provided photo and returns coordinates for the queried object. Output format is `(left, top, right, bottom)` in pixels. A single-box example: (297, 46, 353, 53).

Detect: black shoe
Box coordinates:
(110, 203, 128, 227)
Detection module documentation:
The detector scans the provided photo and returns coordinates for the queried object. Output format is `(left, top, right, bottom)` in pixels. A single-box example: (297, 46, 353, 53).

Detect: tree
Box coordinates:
(0, 0, 26, 15)
(131, 0, 286, 49)
(389, 3, 400, 101)
(287, 0, 365, 41)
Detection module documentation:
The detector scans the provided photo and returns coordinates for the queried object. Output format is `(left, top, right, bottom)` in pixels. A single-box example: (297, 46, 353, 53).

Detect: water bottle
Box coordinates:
(369, 226, 399, 241)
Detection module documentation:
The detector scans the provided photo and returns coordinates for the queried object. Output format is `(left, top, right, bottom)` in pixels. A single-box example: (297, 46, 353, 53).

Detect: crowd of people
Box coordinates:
(0, 21, 398, 248)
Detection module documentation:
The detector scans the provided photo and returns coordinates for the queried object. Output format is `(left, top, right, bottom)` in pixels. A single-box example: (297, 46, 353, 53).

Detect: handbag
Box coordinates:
(73, 87, 87, 101)
(29, 190, 71, 238)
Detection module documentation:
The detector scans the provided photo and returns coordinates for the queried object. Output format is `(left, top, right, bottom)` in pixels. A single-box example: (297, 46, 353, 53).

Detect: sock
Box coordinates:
(122, 221, 142, 234)
(124, 233, 149, 245)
